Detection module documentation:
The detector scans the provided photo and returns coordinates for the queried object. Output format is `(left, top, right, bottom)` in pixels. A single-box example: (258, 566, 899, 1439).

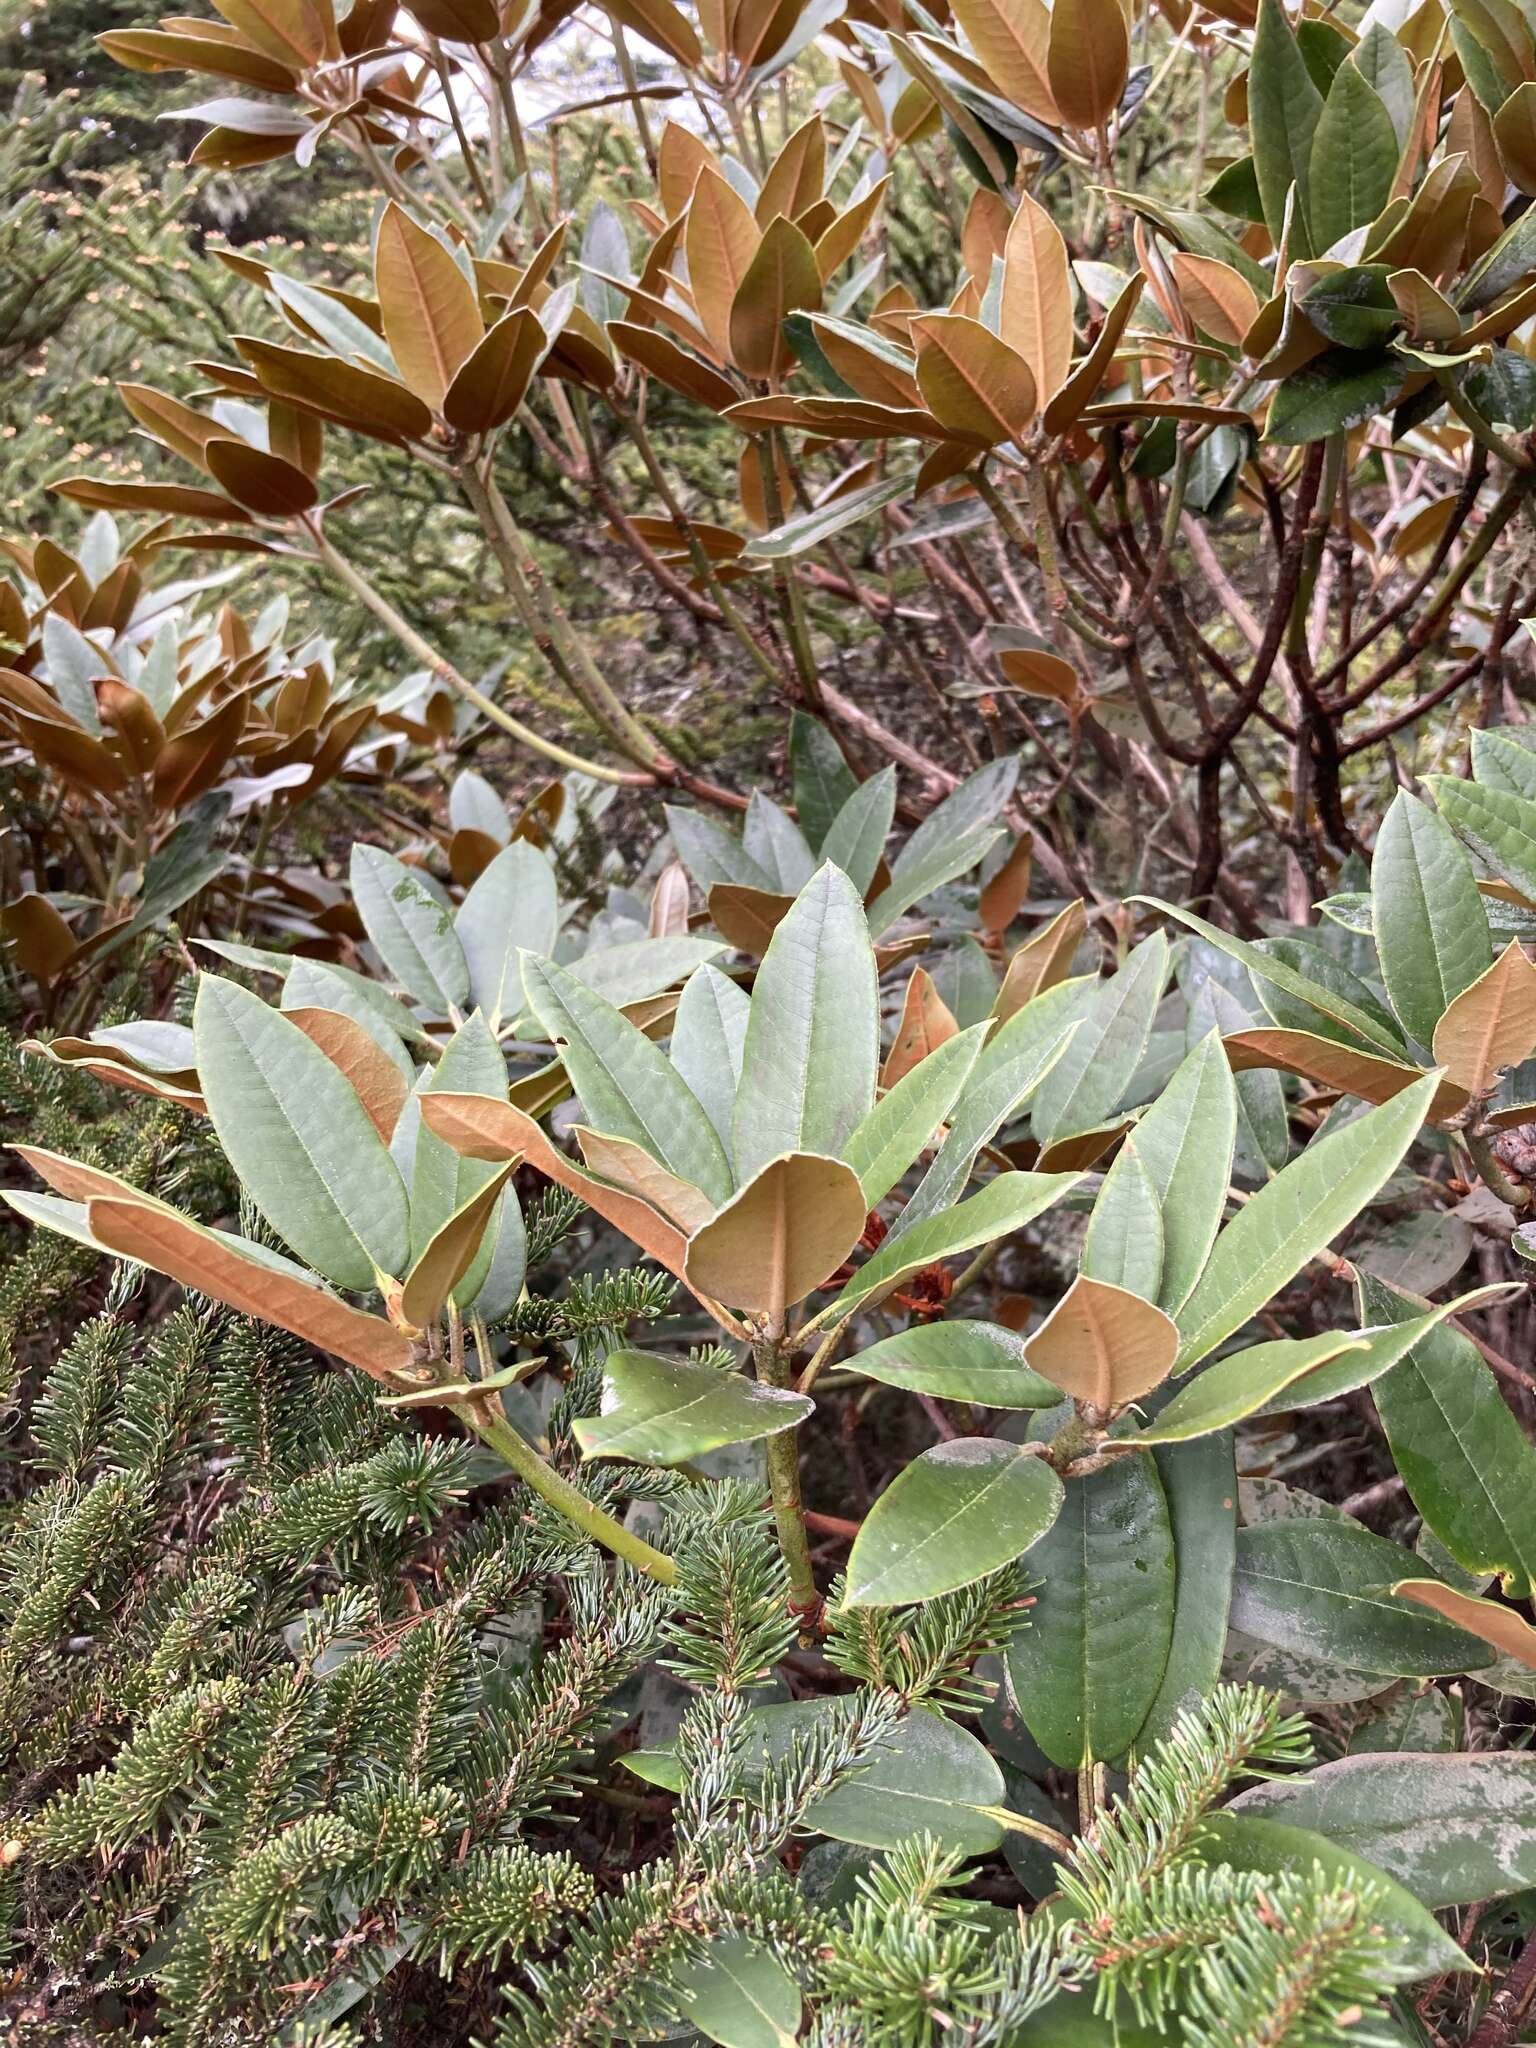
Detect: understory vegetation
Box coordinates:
(7, 0, 1536, 2038)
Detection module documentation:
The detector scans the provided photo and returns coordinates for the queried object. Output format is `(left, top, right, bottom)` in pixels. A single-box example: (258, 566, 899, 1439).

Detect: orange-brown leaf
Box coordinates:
(375, 201, 485, 411)
(1024, 1272, 1179, 1409)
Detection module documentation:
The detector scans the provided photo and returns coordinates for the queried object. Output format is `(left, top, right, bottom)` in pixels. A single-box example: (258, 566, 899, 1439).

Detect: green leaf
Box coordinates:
(281, 961, 416, 1087)
(1423, 773, 1536, 901)
(664, 804, 776, 891)
(1364, 1270, 1536, 1599)
(895, 755, 1021, 870)
(1227, 1754, 1536, 1907)
(1131, 1434, 1237, 1749)
(461, 1181, 525, 1321)
(198, 938, 429, 1043)
(1353, 23, 1416, 144)
(743, 471, 916, 559)
(733, 864, 878, 1181)
(1196, 1814, 1472, 1975)
(791, 1705, 1007, 1856)
(1248, 0, 1324, 248)
(1171, 1070, 1438, 1369)
(522, 955, 732, 1205)
(1268, 349, 1404, 445)
(4, 1184, 112, 1256)
(1307, 63, 1398, 250)
(1460, 196, 1536, 309)
(1466, 348, 1536, 429)
(865, 826, 1005, 935)
(1299, 265, 1401, 350)
(571, 1351, 812, 1463)
(1472, 726, 1536, 801)
(1248, 1283, 1511, 1415)
(1230, 1522, 1496, 1677)
(865, 756, 1019, 932)
(1372, 789, 1492, 1046)
(848, 1319, 1061, 1407)
(669, 963, 751, 1158)
(1255, 935, 1406, 1053)
(1029, 932, 1169, 1144)
(1136, 1289, 1502, 1443)
(820, 766, 896, 897)
(409, 1010, 508, 1263)
(890, 1012, 1077, 1237)
(844, 1441, 1064, 1606)
(673, 1935, 801, 2048)
(1207, 153, 1265, 223)
(351, 843, 470, 1014)
(789, 712, 857, 851)
(270, 271, 400, 374)
(1114, 1030, 1237, 1315)
(843, 1023, 986, 1207)
(561, 936, 725, 1010)
(820, 1170, 1081, 1325)
(1131, 1331, 1367, 1445)
(743, 790, 817, 893)
(193, 974, 410, 1289)
(455, 841, 559, 1029)
(1080, 1138, 1164, 1300)
(42, 612, 108, 733)
(1006, 1454, 1175, 1766)
(85, 796, 231, 969)
(1187, 977, 1289, 1182)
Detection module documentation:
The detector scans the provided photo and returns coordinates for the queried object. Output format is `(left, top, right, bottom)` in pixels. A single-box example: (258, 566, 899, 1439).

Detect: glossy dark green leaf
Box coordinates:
(1467, 349, 1536, 430)
(1248, 0, 1324, 247)
(844, 1440, 1064, 1606)
(1197, 1814, 1472, 1973)
(571, 1351, 811, 1463)
(1006, 1454, 1175, 1767)
(1131, 1433, 1237, 1750)
(1207, 154, 1264, 223)
(1230, 1522, 1496, 1677)
(795, 1705, 1007, 1856)
(850, 1319, 1061, 1406)
(1268, 348, 1403, 445)
(1300, 268, 1401, 352)
(1364, 1270, 1536, 1599)
(1227, 1753, 1536, 1907)
(1307, 64, 1397, 250)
